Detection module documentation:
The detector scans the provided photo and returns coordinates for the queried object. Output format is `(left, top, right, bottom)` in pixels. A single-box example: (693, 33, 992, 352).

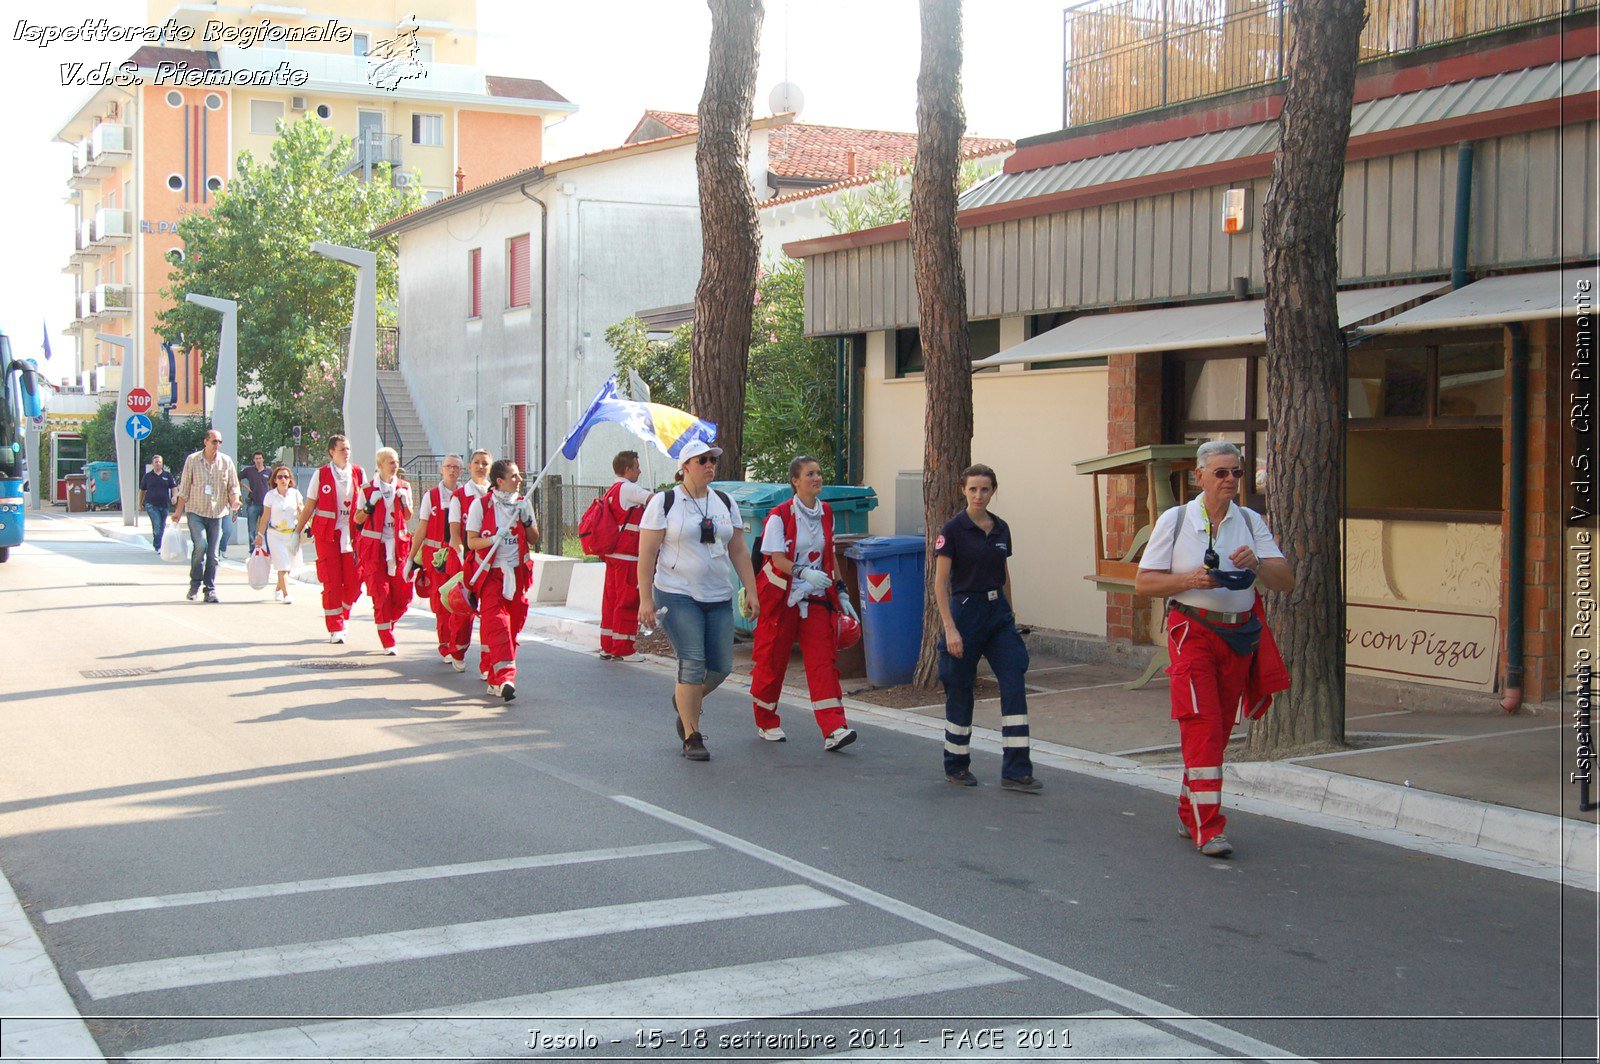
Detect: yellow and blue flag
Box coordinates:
(559, 375, 718, 462)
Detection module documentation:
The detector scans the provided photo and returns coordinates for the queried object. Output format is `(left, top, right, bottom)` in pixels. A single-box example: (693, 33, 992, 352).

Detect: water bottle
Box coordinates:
(638, 606, 668, 639)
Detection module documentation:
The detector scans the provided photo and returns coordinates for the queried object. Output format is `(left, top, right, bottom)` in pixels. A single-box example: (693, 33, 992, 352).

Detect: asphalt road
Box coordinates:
(1, 515, 1595, 1063)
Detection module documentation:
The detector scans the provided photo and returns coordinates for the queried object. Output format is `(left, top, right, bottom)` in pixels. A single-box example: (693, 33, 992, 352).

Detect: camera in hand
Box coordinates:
(699, 515, 716, 544)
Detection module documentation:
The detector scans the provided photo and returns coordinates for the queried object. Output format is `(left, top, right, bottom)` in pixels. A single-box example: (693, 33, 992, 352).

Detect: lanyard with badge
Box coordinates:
(688, 492, 726, 559)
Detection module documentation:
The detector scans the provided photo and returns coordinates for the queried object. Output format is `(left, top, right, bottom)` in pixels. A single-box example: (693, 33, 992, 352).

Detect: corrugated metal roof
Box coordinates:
(960, 60, 1593, 211)
(974, 282, 1448, 365)
(1359, 266, 1600, 333)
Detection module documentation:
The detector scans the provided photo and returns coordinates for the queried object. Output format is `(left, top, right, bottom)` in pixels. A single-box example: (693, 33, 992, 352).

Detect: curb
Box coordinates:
(0, 865, 103, 1062)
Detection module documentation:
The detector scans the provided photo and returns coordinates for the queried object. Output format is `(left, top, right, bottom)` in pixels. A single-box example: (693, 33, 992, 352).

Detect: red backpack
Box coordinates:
(578, 486, 623, 558)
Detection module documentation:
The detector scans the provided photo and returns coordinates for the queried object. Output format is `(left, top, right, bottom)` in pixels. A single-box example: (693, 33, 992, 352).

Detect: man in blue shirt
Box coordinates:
(139, 454, 178, 550)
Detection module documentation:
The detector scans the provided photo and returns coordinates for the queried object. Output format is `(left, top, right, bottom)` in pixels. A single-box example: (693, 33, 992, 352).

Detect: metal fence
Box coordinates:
(338, 326, 399, 370)
(1062, 0, 1595, 126)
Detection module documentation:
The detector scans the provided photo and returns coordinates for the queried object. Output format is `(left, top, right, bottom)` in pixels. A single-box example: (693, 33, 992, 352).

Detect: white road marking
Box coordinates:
(43, 841, 710, 923)
(129, 939, 1023, 1060)
(614, 796, 1315, 1064)
(79, 884, 845, 1000)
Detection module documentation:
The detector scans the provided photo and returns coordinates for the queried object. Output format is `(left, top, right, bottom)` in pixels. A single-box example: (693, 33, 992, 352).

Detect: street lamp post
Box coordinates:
(185, 294, 240, 545)
(311, 241, 378, 470)
(95, 331, 138, 526)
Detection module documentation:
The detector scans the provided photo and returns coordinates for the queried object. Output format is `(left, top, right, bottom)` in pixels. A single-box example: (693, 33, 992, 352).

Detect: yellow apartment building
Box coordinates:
(57, 0, 574, 414)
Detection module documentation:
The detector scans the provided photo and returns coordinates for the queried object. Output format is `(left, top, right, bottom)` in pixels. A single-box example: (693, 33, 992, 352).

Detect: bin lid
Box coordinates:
(710, 481, 794, 510)
(840, 534, 926, 560)
(84, 461, 117, 473)
(817, 485, 879, 512)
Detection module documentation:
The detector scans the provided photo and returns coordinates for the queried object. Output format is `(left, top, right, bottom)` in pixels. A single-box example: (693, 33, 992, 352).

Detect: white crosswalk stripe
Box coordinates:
(130, 939, 1026, 1060)
(78, 884, 845, 999)
(43, 841, 711, 924)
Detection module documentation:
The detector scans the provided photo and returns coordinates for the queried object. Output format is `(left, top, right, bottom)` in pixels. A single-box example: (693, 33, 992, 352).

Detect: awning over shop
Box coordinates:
(1357, 266, 1600, 334)
(974, 281, 1449, 367)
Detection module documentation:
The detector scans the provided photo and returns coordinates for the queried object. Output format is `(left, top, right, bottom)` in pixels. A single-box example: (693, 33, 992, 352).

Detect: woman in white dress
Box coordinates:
(254, 464, 304, 603)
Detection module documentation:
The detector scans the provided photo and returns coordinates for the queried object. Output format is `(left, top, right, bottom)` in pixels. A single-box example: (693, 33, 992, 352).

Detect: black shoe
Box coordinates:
(185, 586, 199, 601)
(501, 682, 516, 702)
(203, 590, 219, 604)
(946, 770, 979, 787)
(1002, 775, 1043, 793)
(682, 732, 709, 761)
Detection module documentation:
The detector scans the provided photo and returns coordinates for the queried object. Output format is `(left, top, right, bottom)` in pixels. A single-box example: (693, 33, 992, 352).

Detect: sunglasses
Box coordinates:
(1208, 467, 1245, 479)
(274, 474, 292, 480)
(689, 454, 717, 466)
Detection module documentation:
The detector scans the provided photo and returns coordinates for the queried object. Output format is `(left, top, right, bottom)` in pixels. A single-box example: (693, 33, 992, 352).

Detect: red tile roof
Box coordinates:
(631, 110, 1012, 184)
(486, 75, 570, 104)
(759, 140, 1012, 209)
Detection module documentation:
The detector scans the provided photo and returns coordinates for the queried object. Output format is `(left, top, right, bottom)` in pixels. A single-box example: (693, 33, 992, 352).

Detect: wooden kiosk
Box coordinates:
(1072, 444, 1195, 689)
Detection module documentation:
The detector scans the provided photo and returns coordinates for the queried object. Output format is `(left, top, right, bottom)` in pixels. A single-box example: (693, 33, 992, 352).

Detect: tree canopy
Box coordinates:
(155, 116, 421, 453)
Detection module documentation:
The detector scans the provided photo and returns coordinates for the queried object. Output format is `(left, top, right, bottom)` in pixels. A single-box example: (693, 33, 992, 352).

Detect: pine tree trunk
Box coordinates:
(1250, 0, 1365, 756)
(689, 0, 764, 480)
(910, 0, 973, 688)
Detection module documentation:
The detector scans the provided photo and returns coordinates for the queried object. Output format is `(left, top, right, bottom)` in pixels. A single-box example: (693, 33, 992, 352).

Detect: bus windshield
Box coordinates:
(1, 334, 34, 483)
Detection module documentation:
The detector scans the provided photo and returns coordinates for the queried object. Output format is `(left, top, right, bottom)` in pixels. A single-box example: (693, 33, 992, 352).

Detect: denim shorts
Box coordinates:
(654, 588, 734, 686)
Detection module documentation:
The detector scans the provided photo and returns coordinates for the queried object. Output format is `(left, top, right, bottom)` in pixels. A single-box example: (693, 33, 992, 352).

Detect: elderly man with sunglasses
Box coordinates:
(1135, 440, 1294, 858)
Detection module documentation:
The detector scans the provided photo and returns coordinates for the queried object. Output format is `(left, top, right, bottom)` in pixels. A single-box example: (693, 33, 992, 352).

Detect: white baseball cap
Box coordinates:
(676, 439, 724, 468)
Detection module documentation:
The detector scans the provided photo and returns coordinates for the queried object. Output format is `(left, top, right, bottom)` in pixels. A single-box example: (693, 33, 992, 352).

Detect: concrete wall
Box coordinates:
(859, 324, 1110, 637)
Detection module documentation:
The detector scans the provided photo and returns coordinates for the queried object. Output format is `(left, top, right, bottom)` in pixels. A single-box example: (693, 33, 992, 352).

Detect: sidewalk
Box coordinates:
(85, 510, 1600, 890)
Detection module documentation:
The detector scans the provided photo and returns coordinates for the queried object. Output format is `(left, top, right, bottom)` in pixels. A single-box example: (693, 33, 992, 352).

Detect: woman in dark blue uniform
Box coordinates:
(934, 464, 1041, 791)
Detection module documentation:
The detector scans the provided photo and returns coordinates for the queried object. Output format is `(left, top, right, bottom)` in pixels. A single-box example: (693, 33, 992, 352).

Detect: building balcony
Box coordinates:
(89, 208, 132, 249)
(92, 283, 132, 317)
(76, 291, 93, 323)
(82, 124, 132, 177)
(1062, 0, 1598, 126)
(69, 221, 97, 268)
(67, 140, 98, 190)
(343, 131, 405, 181)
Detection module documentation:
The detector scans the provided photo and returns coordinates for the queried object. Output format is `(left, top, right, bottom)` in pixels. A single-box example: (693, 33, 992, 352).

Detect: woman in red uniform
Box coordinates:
(464, 459, 540, 700)
(748, 456, 857, 751)
(293, 434, 364, 644)
(353, 447, 415, 655)
(414, 453, 463, 668)
(448, 449, 494, 676)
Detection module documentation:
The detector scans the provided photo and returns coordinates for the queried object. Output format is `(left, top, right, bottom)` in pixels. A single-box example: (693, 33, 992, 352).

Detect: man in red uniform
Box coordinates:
(415, 454, 464, 668)
(354, 447, 415, 654)
(294, 434, 364, 644)
(464, 459, 539, 700)
(599, 450, 652, 662)
(1135, 440, 1293, 858)
(447, 449, 494, 676)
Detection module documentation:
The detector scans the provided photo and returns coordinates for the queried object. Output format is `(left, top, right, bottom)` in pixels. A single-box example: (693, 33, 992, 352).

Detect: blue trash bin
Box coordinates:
(841, 535, 927, 686)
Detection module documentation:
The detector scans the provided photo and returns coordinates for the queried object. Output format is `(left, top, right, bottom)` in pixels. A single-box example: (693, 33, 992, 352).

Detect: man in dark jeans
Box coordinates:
(139, 454, 177, 550)
(171, 429, 241, 603)
(241, 452, 272, 553)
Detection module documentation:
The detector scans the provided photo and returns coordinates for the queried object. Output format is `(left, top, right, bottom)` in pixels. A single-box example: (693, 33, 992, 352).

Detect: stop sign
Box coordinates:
(126, 388, 154, 415)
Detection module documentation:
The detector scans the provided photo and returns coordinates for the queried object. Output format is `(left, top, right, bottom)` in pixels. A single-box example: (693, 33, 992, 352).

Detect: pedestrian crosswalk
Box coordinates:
(60, 834, 1272, 1062)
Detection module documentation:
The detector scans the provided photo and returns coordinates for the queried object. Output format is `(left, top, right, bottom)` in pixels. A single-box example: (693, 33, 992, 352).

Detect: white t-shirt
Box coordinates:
(1139, 498, 1284, 614)
(640, 486, 744, 603)
(615, 477, 652, 510)
(449, 480, 490, 525)
(262, 488, 302, 533)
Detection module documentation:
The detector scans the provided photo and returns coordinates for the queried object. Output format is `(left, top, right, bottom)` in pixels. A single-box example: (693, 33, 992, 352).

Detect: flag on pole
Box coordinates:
(559, 375, 717, 462)
(40, 321, 51, 362)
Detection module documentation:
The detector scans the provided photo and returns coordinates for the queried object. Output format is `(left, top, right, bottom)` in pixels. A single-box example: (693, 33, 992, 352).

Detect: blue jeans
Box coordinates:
(655, 589, 734, 688)
(144, 503, 169, 548)
(939, 592, 1033, 779)
(245, 503, 264, 546)
(186, 513, 222, 592)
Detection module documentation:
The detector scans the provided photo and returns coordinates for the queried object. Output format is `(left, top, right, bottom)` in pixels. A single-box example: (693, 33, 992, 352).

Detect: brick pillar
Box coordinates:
(1106, 352, 1166, 644)
(1502, 319, 1566, 703)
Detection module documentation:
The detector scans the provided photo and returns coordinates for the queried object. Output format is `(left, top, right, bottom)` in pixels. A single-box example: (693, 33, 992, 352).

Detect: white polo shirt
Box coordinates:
(1140, 498, 1284, 615)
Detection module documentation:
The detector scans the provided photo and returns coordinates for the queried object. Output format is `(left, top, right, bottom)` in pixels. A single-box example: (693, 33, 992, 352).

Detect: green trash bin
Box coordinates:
(818, 484, 878, 534)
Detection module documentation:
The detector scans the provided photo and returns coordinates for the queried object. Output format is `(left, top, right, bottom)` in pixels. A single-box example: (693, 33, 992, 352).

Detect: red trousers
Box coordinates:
(428, 583, 473, 662)
(600, 557, 640, 655)
(361, 560, 414, 649)
(1166, 610, 1254, 847)
(478, 570, 530, 685)
(749, 583, 845, 737)
(314, 541, 361, 634)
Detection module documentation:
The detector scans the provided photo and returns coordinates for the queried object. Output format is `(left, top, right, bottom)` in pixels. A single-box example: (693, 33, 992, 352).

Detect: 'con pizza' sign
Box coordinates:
(1345, 598, 1499, 692)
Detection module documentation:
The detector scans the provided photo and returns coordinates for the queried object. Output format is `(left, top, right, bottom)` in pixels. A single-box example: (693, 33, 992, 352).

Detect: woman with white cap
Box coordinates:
(636, 440, 759, 761)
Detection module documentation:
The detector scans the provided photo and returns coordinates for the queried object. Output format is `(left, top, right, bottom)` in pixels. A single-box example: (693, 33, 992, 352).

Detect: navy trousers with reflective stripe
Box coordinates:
(939, 593, 1032, 779)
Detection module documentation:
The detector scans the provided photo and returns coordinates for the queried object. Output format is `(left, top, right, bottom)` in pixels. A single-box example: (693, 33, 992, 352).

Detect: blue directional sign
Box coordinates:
(125, 413, 153, 441)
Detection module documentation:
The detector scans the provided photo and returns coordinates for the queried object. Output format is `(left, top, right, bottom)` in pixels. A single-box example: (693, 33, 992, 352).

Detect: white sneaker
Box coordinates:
(282, 591, 293, 604)
(757, 727, 787, 742)
(274, 589, 285, 603)
(824, 727, 858, 752)
(617, 653, 647, 663)
(329, 632, 345, 645)
(383, 647, 398, 657)
(450, 659, 466, 673)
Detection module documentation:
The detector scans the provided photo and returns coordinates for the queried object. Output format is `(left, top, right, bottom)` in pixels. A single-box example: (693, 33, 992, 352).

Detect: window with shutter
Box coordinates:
(507, 234, 530, 309)
(468, 248, 482, 318)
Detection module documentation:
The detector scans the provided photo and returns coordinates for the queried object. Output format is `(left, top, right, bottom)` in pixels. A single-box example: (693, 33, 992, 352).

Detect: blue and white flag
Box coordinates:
(559, 375, 717, 462)
(40, 321, 51, 362)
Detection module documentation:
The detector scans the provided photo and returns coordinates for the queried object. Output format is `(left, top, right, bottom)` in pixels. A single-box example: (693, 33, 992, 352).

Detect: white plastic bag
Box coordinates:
(246, 548, 271, 590)
(160, 525, 190, 563)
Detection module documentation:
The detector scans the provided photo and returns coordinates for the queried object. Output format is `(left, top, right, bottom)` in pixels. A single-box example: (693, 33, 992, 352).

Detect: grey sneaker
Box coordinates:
(185, 586, 199, 601)
(203, 590, 219, 604)
(757, 727, 787, 742)
(823, 727, 856, 752)
(1199, 834, 1235, 858)
(682, 732, 709, 761)
(946, 769, 979, 787)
